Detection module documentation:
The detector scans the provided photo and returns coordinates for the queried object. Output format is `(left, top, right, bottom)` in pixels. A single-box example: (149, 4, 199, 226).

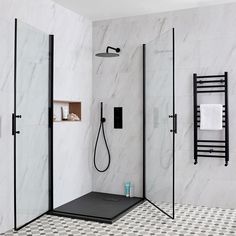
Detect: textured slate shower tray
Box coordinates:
(52, 192, 143, 223)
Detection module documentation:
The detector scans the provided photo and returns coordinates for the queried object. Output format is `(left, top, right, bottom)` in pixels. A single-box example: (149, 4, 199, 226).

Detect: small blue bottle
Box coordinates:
(124, 182, 131, 197)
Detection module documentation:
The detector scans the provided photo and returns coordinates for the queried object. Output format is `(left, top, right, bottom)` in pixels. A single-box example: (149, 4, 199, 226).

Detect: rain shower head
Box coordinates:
(95, 46, 120, 58)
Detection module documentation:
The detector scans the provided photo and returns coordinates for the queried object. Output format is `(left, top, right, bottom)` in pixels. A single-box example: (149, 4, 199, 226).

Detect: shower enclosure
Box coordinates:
(50, 29, 176, 222)
(13, 18, 175, 231)
(143, 28, 176, 219)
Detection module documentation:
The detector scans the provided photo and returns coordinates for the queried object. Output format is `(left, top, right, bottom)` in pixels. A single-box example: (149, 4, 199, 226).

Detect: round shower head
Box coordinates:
(95, 46, 120, 58)
(95, 52, 119, 57)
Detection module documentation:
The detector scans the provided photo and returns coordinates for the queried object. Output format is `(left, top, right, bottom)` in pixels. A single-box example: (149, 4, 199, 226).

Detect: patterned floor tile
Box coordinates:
(2, 201, 236, 235)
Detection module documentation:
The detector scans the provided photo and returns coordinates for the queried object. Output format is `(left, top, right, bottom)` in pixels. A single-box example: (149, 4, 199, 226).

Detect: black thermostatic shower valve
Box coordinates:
(114, 107, 123, 129)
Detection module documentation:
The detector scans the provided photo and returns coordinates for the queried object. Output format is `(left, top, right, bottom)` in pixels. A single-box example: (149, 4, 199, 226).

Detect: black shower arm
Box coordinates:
(106, 46, 120, 53)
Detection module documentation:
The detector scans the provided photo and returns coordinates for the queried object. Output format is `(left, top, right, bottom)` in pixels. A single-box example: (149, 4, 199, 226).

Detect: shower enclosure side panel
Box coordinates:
(14, 20, 50, 229)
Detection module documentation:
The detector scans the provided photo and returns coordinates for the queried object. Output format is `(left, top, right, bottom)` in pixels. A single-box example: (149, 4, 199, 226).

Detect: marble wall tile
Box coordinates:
(0, 0, 93, 233)
(93, 2, 236, 209)
(1, 0, 236, 233)
(53, 123, 92, 207)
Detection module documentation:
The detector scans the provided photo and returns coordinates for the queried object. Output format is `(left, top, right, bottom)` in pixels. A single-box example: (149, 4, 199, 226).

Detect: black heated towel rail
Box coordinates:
(193, 72, 229, 166)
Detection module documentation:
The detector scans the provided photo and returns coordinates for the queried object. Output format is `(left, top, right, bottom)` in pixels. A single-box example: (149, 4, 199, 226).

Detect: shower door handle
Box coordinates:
(12, 113, 21, 135)
(174, 114, 177, 134)
(12, 113, 15, 135)
(169, 114, 177, 134)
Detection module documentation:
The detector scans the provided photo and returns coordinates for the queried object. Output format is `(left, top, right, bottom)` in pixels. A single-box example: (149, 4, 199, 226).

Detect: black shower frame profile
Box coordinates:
(13, 19, 175, 230)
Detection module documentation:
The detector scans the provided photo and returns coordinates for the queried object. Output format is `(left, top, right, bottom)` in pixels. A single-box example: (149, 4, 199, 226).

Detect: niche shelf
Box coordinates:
(53, 100, 81, 123)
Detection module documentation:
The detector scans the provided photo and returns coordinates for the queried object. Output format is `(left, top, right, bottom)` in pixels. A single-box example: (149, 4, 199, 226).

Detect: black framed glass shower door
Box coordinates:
(13, 19, 53, 230)
(143, 28, 176, 219)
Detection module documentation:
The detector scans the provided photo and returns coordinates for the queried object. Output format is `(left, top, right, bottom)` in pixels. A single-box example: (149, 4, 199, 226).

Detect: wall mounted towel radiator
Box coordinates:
(193, 72, 229, 166)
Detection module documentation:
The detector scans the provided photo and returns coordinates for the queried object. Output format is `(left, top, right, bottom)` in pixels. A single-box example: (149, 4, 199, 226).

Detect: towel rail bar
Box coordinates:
(197, 150, 225, 153)
(196, 79, 225, 83)
(196, 75, 225, 78)
(197, 105, 225, 108)
(197, 155, 226, 158)
(197, 85, 226, 88)
(197, 145, 225, 148)
(197, 140, 225, 143)
(197, 90, 225, 93)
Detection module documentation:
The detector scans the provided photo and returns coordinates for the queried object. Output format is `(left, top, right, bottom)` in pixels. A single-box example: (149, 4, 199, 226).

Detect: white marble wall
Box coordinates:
(92, 2, 236, 208)
(0, 0, 92, 233)
(1, 0, 236, 233)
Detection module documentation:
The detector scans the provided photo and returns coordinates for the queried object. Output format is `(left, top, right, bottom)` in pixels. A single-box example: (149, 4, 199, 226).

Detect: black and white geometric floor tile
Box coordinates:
(2, 201, 236, 236)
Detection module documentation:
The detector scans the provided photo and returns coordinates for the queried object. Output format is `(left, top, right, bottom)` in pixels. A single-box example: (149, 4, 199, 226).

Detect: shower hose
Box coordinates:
(93, 102, 111, 172)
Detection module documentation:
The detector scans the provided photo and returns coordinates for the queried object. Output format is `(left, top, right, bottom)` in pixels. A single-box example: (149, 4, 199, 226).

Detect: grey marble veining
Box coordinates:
(92, 2, 236, 210)
(1, 0, 236, 234)
(0, 0, 93, 233)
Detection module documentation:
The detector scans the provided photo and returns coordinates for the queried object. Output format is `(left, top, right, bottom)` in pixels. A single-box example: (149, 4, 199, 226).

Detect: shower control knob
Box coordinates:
(16, 115, 22, 118)
(15, 131, 20, 134)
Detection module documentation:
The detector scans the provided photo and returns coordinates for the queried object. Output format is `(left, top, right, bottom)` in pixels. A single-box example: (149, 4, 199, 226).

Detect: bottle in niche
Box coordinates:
(61, 107, 69, 120)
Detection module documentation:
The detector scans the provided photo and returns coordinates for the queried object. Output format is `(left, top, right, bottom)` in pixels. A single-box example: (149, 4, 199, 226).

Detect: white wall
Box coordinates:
(53, 0, 236, 21)
(0, 0, 92, 233)
(92, 2, 236, 208)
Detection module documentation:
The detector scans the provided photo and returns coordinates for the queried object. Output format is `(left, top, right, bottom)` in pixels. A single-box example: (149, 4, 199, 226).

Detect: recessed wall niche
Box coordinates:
(53, 100, 81, 122)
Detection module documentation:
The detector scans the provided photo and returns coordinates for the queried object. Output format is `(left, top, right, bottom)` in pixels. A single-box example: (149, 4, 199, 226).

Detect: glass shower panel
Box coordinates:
(145, 29, 175, 218)
(15, 20, 50, 229)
